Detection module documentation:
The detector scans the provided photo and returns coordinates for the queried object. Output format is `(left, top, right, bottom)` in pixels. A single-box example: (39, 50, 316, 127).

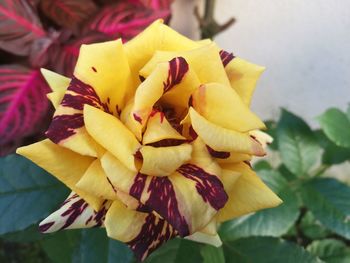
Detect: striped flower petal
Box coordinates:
(142, 110, 186, 144)
(39, 192, 110, 233)
(217, 162, 282, 222)
(191, 83, 265, 132)
(16, 139, 103, 210)
(105, 200, 176, 261)
(84, 105, 141, 172)
(189, 107, 265, 155)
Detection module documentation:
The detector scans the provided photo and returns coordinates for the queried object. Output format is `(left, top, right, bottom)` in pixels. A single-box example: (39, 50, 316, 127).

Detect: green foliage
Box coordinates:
(1, 106, 350, 262)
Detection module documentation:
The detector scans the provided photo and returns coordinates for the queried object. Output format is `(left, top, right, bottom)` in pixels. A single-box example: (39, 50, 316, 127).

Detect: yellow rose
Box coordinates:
(17, 20, 281, 261)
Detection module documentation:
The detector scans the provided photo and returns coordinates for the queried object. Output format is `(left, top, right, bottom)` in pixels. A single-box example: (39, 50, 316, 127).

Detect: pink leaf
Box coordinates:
(0, 0, 46, 56)
(84, 2, 171, 41)
(40, 0, 98, 32)
(48, 32, 111, 77)
(0, 65, 50, 148)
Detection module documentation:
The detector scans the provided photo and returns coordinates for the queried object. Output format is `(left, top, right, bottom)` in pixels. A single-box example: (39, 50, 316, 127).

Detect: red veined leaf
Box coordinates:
(40, 0, 98, 32)
(84, 2, 171, 41)
(0, 0, 46, 56)
(0, 65, 50, 149)
(48, 32, 111, 77)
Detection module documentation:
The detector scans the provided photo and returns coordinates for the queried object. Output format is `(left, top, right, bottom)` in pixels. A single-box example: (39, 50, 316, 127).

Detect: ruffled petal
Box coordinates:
(249, 130, 273, 149)
(16, 139, 102, 210)
(140, 43, 230, 86)
(41, 69, 70, 109)
(46, 77, 107, 157)
(225, 57, 265, 106)
(101, 150, 227, 237)
(217, 162, 282, 222)
(39, 192, 110, 233)
(189, 107, 265, 155)
(84, 105, 140, 171)
(131, 57, 190, 137)
(74, 39, 133, 112)
(105, 200, 176, 261)
(139, 144, 192, 176)
(191, 83, 265, 132)
(142, 110, 186, 144)
(125, 19, 201, 80)
(76, 159, 118, 200)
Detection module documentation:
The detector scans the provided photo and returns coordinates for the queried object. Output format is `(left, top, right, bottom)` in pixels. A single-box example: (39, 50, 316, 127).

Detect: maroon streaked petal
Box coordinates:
(129, 173, 190, 237)
(177, 164, 228, 210)
(127, 213, 177, 261)
(206, 145, 230, 159)
(219, 50, 235, 67)
(46, 114, 84, 143)
(163, 57, 189, 92)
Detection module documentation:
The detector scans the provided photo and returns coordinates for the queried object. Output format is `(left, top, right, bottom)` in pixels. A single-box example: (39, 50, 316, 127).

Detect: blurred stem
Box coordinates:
(195, 0, 235, 39)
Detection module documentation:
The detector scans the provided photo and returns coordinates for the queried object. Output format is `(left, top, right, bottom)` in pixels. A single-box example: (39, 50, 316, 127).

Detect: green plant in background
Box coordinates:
(0, 105, 349, 262)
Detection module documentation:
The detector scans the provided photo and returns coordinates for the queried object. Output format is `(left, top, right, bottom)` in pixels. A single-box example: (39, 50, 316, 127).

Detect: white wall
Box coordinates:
(172, 0, 350, 124)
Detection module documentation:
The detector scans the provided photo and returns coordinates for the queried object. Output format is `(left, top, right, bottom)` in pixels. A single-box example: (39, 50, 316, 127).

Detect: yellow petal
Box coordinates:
(105, 200, 176, 261)
(76, 159, 117, 200)
(125, 19, 201, 80)
(186, 232, 222, 247)
(16, 140, 102, 210)
(189, 107, 265, 155)
(249, 130, 273, 149)
(139, 144, 192, 176)
(41, 68, 70, 93)
(220, 165, 242, 192)
(41, 69, 70, 108)
(140, 43, 230, 86)
(191, 83, 265, 132)
(217, 162, 282, 222)
(84, 105, 140, 171)
(142, 110, 186, 144)
(74, 39, 133, 113)
(39, 192, 111, 233)
(225, 57, 265, 106)
(216, 152, 252, 164)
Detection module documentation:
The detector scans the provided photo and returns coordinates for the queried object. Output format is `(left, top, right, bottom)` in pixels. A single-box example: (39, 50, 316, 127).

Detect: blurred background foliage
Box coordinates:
(0, 0, 349, 262)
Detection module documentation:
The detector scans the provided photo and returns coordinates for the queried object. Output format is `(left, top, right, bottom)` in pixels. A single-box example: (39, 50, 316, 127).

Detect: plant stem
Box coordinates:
(194, 0, 235, 39)
(313, 164, 331, 177)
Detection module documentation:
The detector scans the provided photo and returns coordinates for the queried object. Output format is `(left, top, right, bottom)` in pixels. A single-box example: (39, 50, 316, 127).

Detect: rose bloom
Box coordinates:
(17, 20, 281, 261)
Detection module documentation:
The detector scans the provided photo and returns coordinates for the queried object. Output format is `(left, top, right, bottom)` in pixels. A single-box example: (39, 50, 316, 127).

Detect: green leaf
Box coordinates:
(301, 178, 350, 239)
(315, 130, 350, 165)
(41, 230, 81, 263)
(2, 224, 45, 243)
(0, 154, 68, 234)
(317, 108, 350, 148)
(201, 245, 225, 263)
(307, 239, 350, 263)
(277, 109, 321, 177)
(278, 164, 298, 181)
(73, 228, 133, 263)
(223, 237, 323, 263)
(300, 211, 331, 239)
(253, 160, 272, 172)
(144, 238, 202, 263)
(219, 170, 299, 241)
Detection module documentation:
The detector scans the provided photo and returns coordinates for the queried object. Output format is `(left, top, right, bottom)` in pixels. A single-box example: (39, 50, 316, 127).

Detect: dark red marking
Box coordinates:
(128, 173, 190, 237)
(163, 57, 189, 92)
(127, 213, 176, 261)
(93, 200, 108, 227)
(206, 145, 230, 159)
(177, 164, 228, 210)
(134, 150, 143, 160)
(133, 113, 142, 124)
(139, 75, 145, 82)
(60, 198, 89, 230)
(46, 77, 112, 143)
(106, 177, 117, 193)
(46, 114, 84, 143)
(39, 222, 54, 232)
(189, 126, 198, 140)
(219, 50, 235, 67)
(91, 67, 97, 72)
(188, 96, 193, 107)
(244, 160, 252, 167)
(148, 139, 186, 147)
